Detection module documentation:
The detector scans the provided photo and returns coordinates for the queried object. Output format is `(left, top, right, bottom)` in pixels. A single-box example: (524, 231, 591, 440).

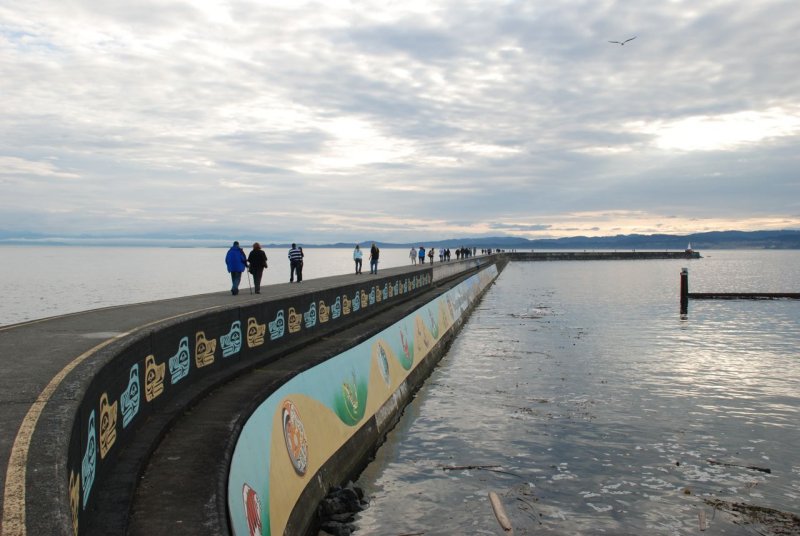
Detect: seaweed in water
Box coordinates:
(704, 499, 800, 536)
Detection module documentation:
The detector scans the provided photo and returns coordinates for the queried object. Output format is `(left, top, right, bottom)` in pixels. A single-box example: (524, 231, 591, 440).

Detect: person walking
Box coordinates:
(225, 241, 248, 295)
(247, 242, 268, 294)
(369, 242, 380, 274)
(288, 243, 304, 282)
(409, 247, 417, 265)
(353, 244, 363, 274)
(418, 246, 425, 264)
(428, 247, 434, 264)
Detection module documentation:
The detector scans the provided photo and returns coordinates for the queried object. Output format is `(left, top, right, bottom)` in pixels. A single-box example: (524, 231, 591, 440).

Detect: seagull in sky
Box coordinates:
(609, 36, 637, 45)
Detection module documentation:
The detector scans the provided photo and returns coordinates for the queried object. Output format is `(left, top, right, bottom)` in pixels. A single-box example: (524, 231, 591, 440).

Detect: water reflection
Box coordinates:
(355, 257, 800, 535)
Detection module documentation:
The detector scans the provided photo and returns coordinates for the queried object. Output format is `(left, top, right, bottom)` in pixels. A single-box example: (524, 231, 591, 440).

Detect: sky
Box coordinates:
(1, 0, 799, 245)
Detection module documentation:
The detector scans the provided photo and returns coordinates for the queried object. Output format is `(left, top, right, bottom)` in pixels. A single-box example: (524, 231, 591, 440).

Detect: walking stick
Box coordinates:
(246, 270, 252, 294)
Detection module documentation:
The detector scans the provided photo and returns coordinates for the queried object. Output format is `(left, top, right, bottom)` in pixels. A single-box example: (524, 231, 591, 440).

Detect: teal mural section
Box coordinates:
(227, 264, 499, 536)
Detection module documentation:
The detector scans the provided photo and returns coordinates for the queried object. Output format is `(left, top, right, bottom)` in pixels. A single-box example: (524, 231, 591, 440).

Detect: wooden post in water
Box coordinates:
(680, 268, 689, 315)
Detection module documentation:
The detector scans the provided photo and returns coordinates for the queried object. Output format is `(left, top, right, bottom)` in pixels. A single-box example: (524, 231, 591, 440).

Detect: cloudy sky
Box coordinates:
(1, 0, 799, 244)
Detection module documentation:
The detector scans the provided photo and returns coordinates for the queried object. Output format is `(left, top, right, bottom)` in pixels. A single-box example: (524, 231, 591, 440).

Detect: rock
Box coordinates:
(320, 521, 352, 536)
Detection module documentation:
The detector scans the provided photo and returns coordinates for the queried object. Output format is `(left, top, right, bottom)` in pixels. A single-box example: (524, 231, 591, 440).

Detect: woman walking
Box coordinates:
(247, 243, 268, 294)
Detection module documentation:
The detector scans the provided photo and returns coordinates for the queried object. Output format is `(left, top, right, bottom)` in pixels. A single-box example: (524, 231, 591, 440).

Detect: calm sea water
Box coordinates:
(0, 246, 416, 326)
(2, 247, 798, 534)
(354, 251, 800, 535)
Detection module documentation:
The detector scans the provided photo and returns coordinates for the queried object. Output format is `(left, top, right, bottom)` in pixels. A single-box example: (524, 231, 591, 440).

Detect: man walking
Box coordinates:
(369, 242, 380, 274)
(225, 241, 248, 295)
(288, 243, 304, 282)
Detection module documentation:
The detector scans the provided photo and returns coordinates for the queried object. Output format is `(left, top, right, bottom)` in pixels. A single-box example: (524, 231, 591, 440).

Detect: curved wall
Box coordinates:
(227, 264, 500, 536)
(63, 270, 435, 535)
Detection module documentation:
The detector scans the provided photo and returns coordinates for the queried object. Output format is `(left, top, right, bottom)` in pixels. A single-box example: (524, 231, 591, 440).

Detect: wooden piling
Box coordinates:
(680, 268, 689, 315)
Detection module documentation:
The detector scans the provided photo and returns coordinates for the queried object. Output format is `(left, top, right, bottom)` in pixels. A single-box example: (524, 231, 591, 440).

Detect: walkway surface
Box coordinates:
(0, 262, 429, 535)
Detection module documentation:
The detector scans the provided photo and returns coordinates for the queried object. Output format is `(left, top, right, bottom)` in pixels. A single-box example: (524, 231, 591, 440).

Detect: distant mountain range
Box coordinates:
(330, 230, 800, 250)
(2, 230, 799, 249)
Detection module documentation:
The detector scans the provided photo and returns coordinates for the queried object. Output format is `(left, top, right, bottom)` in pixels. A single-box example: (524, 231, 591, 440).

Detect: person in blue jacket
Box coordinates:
(225, 241, 248, 295)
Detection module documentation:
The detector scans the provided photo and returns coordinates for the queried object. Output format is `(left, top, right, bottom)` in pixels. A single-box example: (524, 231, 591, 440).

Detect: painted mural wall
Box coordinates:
(227, 264, 499, 536)
(64, 269, 434, 536)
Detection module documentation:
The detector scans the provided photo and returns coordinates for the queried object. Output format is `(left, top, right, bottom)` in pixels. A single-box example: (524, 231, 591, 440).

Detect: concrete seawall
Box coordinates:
(508, 251, 701, 261)
(504, 251, 700, 261)
(0, 255, 500, 536)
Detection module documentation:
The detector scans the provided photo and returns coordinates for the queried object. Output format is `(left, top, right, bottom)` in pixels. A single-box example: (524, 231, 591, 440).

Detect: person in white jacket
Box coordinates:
(353, 244, 363, 274)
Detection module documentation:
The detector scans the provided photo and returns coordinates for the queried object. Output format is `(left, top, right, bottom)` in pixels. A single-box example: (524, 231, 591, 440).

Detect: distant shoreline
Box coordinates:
(1, 229, 799, 249)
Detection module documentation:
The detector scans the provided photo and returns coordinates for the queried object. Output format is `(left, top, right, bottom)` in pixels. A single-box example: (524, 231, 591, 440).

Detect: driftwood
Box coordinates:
(706, 458, 771, 474)
(441, 465, 521, 477)
(488, 491, 513, 532)
(698, 509, 707, 531)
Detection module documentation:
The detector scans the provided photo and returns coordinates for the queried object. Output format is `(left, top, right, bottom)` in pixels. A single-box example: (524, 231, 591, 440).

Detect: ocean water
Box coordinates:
(2, 247, 798, 534)
(0, 246, 417, 326)
(354, 251, 800, 535)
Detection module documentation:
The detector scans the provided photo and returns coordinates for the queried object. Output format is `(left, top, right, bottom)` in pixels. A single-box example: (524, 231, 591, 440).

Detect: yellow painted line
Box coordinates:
(1, 299, 261, 535)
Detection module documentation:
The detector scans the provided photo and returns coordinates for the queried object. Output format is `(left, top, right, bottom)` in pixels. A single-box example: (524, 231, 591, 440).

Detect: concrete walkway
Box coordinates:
(0, 263, 427, 535)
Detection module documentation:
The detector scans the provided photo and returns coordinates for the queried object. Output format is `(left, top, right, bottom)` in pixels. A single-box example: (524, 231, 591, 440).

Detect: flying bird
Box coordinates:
(609, 36, 637, 45)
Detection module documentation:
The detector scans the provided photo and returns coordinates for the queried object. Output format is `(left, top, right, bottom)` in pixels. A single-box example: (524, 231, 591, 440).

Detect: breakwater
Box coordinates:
(509, 250, 700, 261)
(0, 256, 501, 536)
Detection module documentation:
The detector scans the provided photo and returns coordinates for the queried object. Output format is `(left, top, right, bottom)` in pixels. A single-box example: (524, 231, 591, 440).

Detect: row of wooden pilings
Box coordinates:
(680, 267, 800, 315)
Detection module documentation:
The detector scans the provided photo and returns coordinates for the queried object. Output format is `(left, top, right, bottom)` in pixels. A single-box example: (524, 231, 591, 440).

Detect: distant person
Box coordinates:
(428, 247, 434, 264)
(288, 243, 304, 282)
(247, 242, 268, 294)
(353, 244, 363, 274)
(410, 247, 417, 265)
(438, 248, 444, 262)
(369, 242, 380, 274)
(418, 246, 426, 264)
(225, 241, 248, 295)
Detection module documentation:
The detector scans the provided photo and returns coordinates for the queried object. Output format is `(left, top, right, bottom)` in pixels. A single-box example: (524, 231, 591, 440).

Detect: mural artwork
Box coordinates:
(67, 270, 437, 535)
(227, 265, 498, 536)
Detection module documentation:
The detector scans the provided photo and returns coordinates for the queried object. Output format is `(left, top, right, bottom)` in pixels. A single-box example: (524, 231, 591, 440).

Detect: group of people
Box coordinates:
(225, 241, 306, 295)
(225, 241, 486, 295)
(352, 243, 380, 274)
(224, 241, 269, 295)
(408, 246, 477, 264)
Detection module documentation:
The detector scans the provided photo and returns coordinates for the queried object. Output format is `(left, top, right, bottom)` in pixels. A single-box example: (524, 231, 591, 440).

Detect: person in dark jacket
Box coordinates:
(369, 243, 380, 274)
(247, 242, 268, 294)
(225, 241, 248, 295)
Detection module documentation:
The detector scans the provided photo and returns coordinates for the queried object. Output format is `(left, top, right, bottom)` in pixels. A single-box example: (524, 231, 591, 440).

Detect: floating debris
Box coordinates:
(488, 491, 513, 532)
(705, 499, 800, 535)
(440, 464, 522, 478)
(707, 458, 772, 474)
